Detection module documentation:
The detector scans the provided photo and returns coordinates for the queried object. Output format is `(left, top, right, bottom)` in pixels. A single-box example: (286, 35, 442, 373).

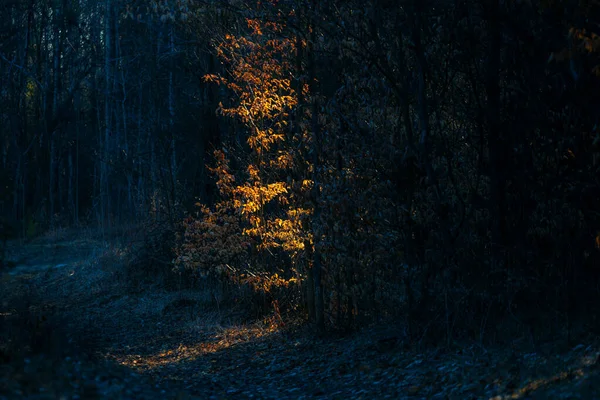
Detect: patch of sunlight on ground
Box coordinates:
(112, 324, 278, 373)
(489, 349, 600, 400)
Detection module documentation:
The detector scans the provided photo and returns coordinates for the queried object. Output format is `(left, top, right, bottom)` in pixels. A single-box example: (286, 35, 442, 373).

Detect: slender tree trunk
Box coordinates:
(150, 28, 162, 219)
(94, 68, 102, 225)
(168, 23, 177, 220)
(112, 10, 122, 222)
(486, 0, 506, 250)
(68, 150, 73, 222)
(49, 136, 55, 225)
(309, 1, 324, 333)
(136, 78, 144, 218)
(49, 0, 63, 227)
(58, 156, 64, 214)
(116, 27, 132, 220)
(294, 15, 315, 321)
(75, 116, 80, 225)
(102, 0, 112, 230)
(14, 0, 34, 231)
(13, 156, 21, 224)
(38, 6, 49, 227)
(1, 141, 5, 173)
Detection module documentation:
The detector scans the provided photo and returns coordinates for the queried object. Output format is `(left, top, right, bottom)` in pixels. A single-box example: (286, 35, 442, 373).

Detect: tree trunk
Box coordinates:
(486, 0, 506, 251)
(309, 0, 324, 333)
(102, 0, 112, 230)
(168, 23, 177, 221)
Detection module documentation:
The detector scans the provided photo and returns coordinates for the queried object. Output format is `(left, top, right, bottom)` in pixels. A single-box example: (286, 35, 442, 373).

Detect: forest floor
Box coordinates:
(1, 230, 600, 399)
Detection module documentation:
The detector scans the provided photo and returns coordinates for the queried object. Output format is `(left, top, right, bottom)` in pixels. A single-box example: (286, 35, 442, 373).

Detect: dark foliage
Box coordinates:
(1, 0, 600, 343)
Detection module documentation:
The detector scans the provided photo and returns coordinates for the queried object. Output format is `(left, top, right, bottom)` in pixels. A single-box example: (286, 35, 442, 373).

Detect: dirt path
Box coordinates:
(2, 236, 600, 399)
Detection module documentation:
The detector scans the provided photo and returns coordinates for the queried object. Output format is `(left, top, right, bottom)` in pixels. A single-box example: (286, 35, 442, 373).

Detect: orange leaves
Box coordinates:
(203, 74, 227, 85)
(183, 14, 313, 311)
(246, 128, 285, 153)
(269, 152, 294, 169)
(208, 150, 236, 196)
(246, 18, 263, 35)
(174, 200, 250, 276)
(204, 18, 296, 156)
(247, 164, 260, 181)
(553, 28, 600, 75)
(235, 181, 288, 215)
(241, 200, 261, 215)
(570, 28, 600, 53)
(301, 179, 313, 190)
(206, 18, 305, 226)
(246, 17, 285, 35)
(243, 273, 298, 298)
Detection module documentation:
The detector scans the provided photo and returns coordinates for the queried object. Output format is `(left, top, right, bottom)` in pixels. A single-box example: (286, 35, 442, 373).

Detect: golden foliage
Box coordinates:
(206, 19, 297, 155)
(201, 17, 312, 257)
(180, 16, 311, 304)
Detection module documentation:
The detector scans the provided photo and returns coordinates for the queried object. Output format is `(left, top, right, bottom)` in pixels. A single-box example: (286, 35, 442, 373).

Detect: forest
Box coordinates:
(2, 0, 600, 398)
